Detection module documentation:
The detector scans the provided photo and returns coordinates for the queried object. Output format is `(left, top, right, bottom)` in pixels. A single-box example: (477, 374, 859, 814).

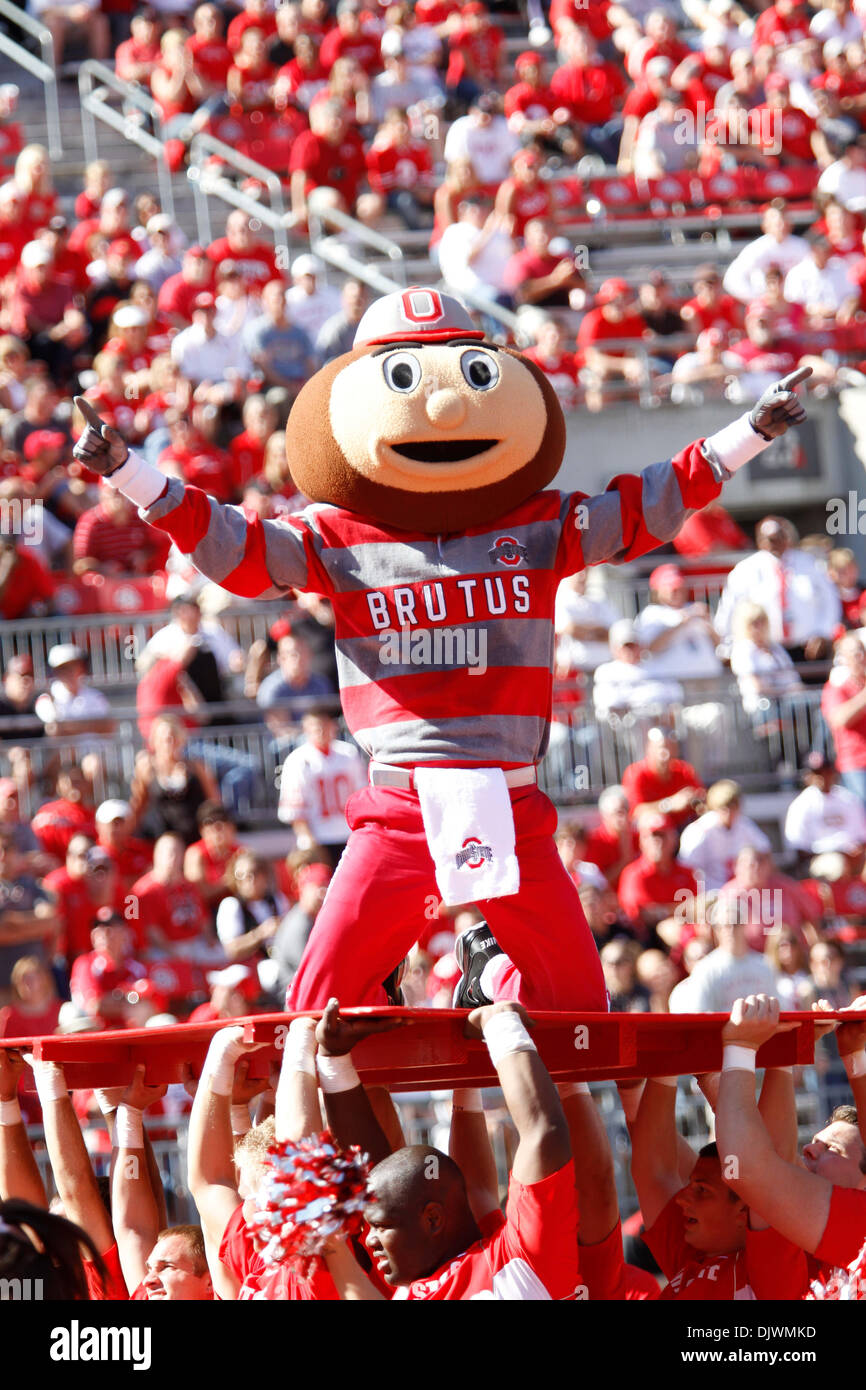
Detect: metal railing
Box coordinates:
(78, 61, 176, 220)
(0, 0, 61, 158)
(305, 198, 408, 290)
(188, 132, 296, 261)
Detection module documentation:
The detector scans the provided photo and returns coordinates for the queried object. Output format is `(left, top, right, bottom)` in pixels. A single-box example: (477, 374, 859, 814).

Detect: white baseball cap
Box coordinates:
(291, 252, 323, 279)
(95, 798, 132, 824)
(146, 212, 173, 234)
(609, 618, 640, 648)
(207, 963, 251, 990)
(353, 286, 483, 348)
(20, 241, 52, 268)
(113, 305, 148, 328)
(47, 642, 86, 667)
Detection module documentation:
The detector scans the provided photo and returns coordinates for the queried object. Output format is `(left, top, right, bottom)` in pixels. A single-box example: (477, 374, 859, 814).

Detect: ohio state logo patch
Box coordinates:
(489, 536, 527, 567)
(456, 837, 494, 870)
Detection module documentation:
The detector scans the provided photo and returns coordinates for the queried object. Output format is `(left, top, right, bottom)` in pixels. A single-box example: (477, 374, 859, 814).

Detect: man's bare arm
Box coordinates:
(111, 1066, 167, 1293)
(0, 1049, 46, 1206)
(630, 1077, 687, 1228)
(26, 1056, 113, 1255)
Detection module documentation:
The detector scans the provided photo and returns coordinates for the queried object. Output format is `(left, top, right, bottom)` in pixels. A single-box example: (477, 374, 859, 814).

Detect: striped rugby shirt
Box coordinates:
(141, 440, 726, 767)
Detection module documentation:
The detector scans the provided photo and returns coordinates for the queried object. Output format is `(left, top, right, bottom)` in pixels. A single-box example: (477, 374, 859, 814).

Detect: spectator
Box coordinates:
(503, 218, 585, 309)
(30, 767, 98, 863)
(34, 645, 114, 740)
(729, 600, 804, 734)
(669, 327, 736, 400)
(187, 962, 249, 1022)
(289, 99, 375, 228)
(632, 87, 698, 179)
(668, 918, 776, 1012)
(554, 569, 619, 673)
(549, 29, 627, 165)
(94, 800, 152, 893)
(0, 536, 54, 621)
(3, 377, 70, 456)
(784, 750, 866, 864)
(129, 833, 213, 962)
(723, 204, 811, 302)
(765, 926, 813, 1008)
(130, 714, 220, 846)
(635, 946, 680, 1013)
(28, 0, 110, 68)
(369, 39, 441, 125)
(68, 908, 145, 1024)
(634, 563, 723, 686)
(243, 279, 317, 396)
(617, 815, 699, 944)
(592, 619, 684, 722)
(285, 254, 342, 344)
(622, 727, 705, 831)
(783, 231, 859, 320)
(601, 939, 652, 1012)
(445, 2, 505, 107)
(115, 8, 163, 85)
(503, 53, 579, 161)
(184, 802, 238, 907)
(315, 278, 368, 361)
(227, 394, 277, 493)
(0, 833, 56, 998)
(584, 785, 640, 889)
(0, 655, 42, 740)
(817, 136, 866, 209)
(0, 955, 60, 1038)
(807, 936, 853, 1008)
(257, 631, 336, 734)
(277, 707, 365, 865)
(443, 93, 519, 185)
(715, 845, 819, 952)
(678, 779, 771, 892)
(680, 262, 744, 335)
(821, 632, 866, 803)
(42, 837, 120, 971)
(576, 279, 654, 413)
(671, 500, 749, 561)
(214, 849, 288, 990)
(134, 215, 183, 293)
(157, 245, 214, 329)
(554, 821, 607, 892)
(170, 291, 250, 389)
(437, 195, 513, 307)
(365, 107, 436, 231)
(715, 515, 841, 665)
(9, 241, 87, 386)
(269, 859, 332, 996)
(826, 547, 866, 629)
(72, 482, 171, 578)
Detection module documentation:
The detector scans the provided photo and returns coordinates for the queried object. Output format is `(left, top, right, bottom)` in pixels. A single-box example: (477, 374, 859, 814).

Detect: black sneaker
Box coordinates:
(382, 955, 409, 1006)
(452, 922, 504, 1008)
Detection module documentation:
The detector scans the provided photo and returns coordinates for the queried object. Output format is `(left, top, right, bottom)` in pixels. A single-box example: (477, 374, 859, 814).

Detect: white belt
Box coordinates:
(368, 762, 537, 791)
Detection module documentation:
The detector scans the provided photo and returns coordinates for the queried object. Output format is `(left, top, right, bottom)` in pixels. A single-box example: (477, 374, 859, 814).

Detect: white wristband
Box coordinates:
(317, 1053, 360, 1094)
(452, 1088, 483, 1112)
(843, 1049, 866, 1079)
(653, 1075, 678, 1088)
(482, 1011, 537, 1069)
(105, 449, 168, 510)
(26, 1057, 67, 1104)
(723, 1045, 757, 1073)
(94, 1089, 117, 1117)
(115, 1104, 144, 1150)
(0, 1098, 22, 1126)
(201, 1026, 247, 1097)
(231, 1103, 251, 1137)
(557, 1082, 590, 1098)
(284, 1018, 317, 1078)
(703, 413, 771, 475)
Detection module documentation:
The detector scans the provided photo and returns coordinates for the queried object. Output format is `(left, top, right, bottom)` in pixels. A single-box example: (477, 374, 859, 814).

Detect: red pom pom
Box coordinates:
(248, 1130, 371, 1273)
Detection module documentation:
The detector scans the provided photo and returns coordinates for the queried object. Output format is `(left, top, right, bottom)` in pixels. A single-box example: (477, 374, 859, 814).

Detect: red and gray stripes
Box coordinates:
(143, 439, 724, 765)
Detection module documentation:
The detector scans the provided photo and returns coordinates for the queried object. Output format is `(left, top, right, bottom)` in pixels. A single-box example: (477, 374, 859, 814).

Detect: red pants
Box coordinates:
(287, 784, 607, 1011)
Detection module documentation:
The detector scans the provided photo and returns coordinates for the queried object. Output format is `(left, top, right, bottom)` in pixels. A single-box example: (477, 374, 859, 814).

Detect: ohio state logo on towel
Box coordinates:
(489, 536, 527, 567)
(456, 837, 494, 869)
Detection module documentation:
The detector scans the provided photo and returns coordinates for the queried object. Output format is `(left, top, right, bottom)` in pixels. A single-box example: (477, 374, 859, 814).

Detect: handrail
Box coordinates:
(302, 200, 407, 286)
(188, 132, 293, 260)
(0, 0, 61, 158)
(78, 61, 174, 220)
(309, 232, 404, 297)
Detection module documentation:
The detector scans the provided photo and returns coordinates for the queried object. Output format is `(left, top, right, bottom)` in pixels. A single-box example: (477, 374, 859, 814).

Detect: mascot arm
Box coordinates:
(555, 389, 807, 577)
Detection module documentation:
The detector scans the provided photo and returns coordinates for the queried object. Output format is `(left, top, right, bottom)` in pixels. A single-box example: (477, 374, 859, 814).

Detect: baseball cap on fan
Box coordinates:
(353, 286, 485, 347)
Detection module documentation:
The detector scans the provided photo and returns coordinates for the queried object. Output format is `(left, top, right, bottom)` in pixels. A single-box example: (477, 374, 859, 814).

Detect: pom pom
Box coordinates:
(806, 1237, 866, 1301)
(248, 1130, 371, 1273)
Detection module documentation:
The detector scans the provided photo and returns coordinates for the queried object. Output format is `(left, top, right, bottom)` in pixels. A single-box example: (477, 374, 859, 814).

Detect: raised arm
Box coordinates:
(71, 397, 327, 600)
(630, 1076, 689, 1229)
(449, 1087, 500, 1222)
(110, 1066, 167, 1294)
(25, 1056, 113, 1256)
(275, 1016, 322, 1142)
(0, 1049, 45, 1207)
(715, 996, 833, 1255)
(314, 999, 404, 1166)
(465, 1002, 570, 1187)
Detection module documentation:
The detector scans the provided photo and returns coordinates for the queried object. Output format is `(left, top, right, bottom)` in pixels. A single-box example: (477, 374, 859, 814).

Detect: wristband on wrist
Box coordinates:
(202, 1027, 246, 1097)
(283, 1018, 317, 1078)
(94, 1089, 117, 1117)
(557, 1081, 591, 1099)
(452, 1087, 483, 1112)
(27, 1058, 67, 1104)
(115, 1104, 144, 1150)
(231, 1103, 251, 1137)
(317, 1053, 360, 1094)
(843, 1048, 866, 1079)
(702, 413, 771, 476)
(723, 1044, 757, 1073)
(105, 450, 167, 510)
(482, 1011, 537, 1069)
(0, 1098, 22, 1126)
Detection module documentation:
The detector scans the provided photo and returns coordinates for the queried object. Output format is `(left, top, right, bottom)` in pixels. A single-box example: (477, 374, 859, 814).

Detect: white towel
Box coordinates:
(414, 767, 520, 907)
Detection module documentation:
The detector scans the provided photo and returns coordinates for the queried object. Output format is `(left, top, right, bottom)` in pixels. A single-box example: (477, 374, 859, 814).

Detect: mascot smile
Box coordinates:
(72, 286, 809, 1011)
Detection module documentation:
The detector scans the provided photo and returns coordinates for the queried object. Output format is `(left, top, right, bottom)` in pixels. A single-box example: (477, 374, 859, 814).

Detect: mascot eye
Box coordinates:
(460, 350, 499, 391)
(382, 352, 422, 393)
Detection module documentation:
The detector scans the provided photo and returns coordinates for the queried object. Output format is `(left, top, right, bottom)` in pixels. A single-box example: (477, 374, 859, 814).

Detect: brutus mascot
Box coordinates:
(73, 287, 809, 1011)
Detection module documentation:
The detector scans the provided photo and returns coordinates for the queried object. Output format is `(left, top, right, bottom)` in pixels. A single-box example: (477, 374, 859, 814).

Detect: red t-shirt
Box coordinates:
(0, 1000, 62, 1039)
(822, 676, 866, 772)
(549, 61, 625, 126)
(30, 799, 97, 862)
(228, 57, 276, 109)
(289, 128, 367, 206)
(115, 36, 161, 82)
(622, 758, 703, 823)
(753, 4, 811, 49)
(103, 840, 153, 892)
(750, 103, 816, 162)
(583, 823, 640, 887)
(319, 27, 380, 75)
(158, 270, 213, 324)
(618, 857, 698, 927)
(0, 220, 27, 280)
(814, 1186, 866, 1270)
(205, 236, 279, 293)
(365, 141, 432, 195)
(227, 9, 277, 53)
(84, 1241, 129, 1301)
(219, 1202, 339, 1299)
(446, 24, 504, 87)
(0, 549, 54, 619)
(646, 1197, 809, 1300)
(578, 1219, 660, 1300)
(576, 308, 647, 354)
(392, 1162, 578, 1300)
(681, 293, 742, 335)
(503, 248, 572, 294)
(158, 440, 234, 502)
(497, 178, 554, 238)
(136, 659, 200, 741)
(673, 506, 749, 557)
(504, 81, 559, 122)
(521, 347, 580, 410)
(187, 33, 233, 85)
(229, 429, 267, 491)
(550, 0, 612, 41)
(130, 871, 209, 947)
(70, 948, 146, 1013)
(43, 865, 123, 963)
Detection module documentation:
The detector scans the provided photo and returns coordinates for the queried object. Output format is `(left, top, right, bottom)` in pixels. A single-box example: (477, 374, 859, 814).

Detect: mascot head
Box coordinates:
(285, 286, 565, 534)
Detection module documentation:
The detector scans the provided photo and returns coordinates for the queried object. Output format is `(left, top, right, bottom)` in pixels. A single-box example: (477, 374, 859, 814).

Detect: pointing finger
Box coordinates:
(73, 396, 106, 432)
(777, 366, 812, 392)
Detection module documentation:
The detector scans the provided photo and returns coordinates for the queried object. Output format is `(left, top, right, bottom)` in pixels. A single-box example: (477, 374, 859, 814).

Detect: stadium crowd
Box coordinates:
(1, 0, 866, 1303)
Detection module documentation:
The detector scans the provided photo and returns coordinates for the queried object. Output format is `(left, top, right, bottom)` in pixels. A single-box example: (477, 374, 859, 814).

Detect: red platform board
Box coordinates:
(5, 1009, 864, 1092)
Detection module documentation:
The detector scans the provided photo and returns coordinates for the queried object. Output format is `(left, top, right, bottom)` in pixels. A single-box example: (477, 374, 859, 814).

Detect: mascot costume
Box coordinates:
(72, 286, 809, 1011)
